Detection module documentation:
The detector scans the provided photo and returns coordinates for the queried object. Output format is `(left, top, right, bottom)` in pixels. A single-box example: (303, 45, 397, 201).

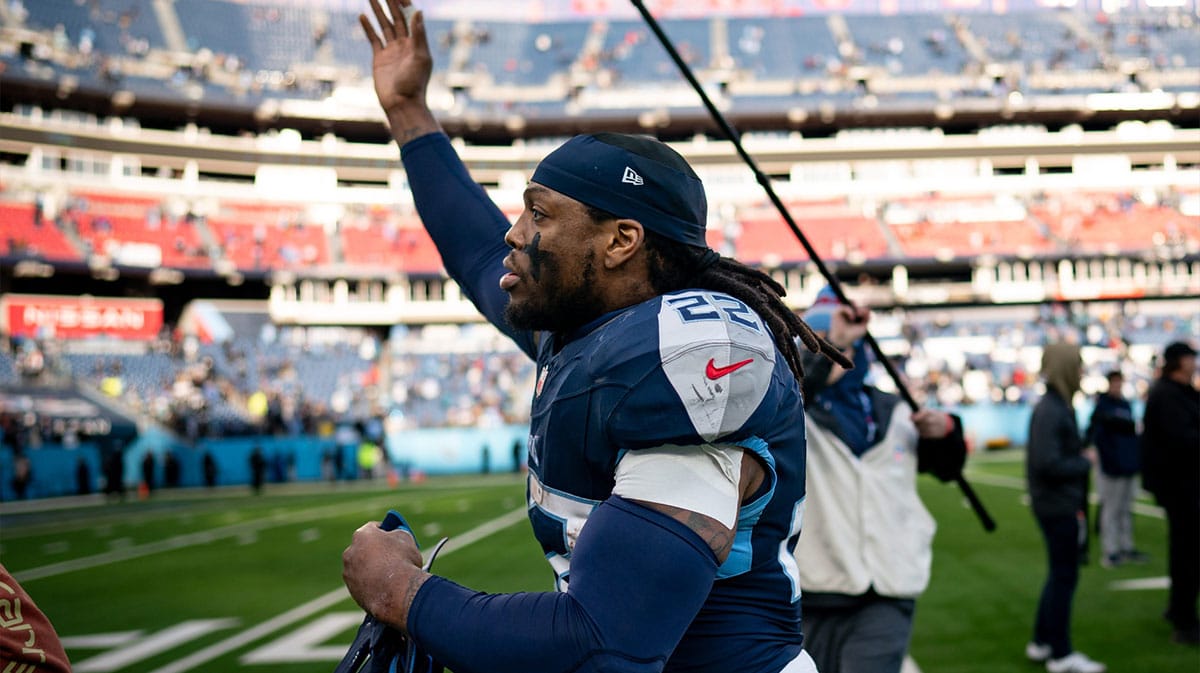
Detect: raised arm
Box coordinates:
(360, 0, 535, 356)
(359, 0, 440, 145)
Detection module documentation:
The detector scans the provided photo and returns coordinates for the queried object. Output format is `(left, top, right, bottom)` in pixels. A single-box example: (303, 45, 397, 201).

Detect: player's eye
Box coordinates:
(529, 208, 546, 223)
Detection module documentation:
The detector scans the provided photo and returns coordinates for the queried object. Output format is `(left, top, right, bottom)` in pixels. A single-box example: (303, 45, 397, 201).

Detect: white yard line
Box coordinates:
(147, 506, 529, 673)
(13, 499, 381, 582)
(1109, 576, 1170, 591)
(902, 655, 922, 673)
(962, 471, 1163, 519)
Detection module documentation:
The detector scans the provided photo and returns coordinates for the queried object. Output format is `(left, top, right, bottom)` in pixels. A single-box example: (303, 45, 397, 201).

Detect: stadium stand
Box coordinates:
(0, 2, 1197, 499)
(0, 202, 81, 261)
(177, 0, 317, 73)
(69, 193, 210, 269)
(844, 14, 970, 76)
(466, 21, 590, 86)
(19, 0, 166, 55)
(208, 202, 330, 271)
(725, 15, 839, 80)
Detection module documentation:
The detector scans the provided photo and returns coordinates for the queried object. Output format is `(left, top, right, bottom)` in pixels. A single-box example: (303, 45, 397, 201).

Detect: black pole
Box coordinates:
(630, 0, 995, 532)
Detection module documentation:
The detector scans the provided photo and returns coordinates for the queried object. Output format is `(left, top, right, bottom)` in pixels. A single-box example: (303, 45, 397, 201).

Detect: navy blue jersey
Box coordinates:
(526, 292, 808, 671)
(402, 133, 807, 673)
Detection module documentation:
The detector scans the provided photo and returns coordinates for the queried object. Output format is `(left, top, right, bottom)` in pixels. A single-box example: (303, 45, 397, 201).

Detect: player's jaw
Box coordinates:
(502, 247, 604, 334)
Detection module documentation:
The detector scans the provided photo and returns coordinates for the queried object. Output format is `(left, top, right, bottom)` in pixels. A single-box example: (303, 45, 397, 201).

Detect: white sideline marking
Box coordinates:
(902, 655, 923, 673)
(148, 506, 528, 673)
(962, 471, 1164, 519)
(13, 499, 379, 582)
(59, 631, 143, 649)
(148, 589, 350, 673)
(240, 612, 364, 663)
(1110, 576, 1170, 591)
(73, 619, 239, 672)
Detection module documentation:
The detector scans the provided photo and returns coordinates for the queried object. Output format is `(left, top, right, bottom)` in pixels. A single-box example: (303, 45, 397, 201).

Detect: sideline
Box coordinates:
(962, 470, 1164, 519)
(147, 506, 529, 673)
(14, 498, 387, 582)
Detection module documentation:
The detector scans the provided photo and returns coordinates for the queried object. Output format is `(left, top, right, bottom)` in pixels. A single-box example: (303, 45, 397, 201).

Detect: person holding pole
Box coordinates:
(793, 287, 967, 673)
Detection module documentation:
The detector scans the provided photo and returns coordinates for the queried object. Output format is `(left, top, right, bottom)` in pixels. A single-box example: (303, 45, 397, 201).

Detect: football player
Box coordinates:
(342, 2, 847, 671)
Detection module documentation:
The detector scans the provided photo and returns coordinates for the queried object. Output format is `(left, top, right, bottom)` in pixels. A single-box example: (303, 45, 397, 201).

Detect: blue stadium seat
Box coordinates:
(598, 18, 711, 84)
(844, 14, 969, 75)
(21, 0, 166, 53)
(726, 16, 838, 80)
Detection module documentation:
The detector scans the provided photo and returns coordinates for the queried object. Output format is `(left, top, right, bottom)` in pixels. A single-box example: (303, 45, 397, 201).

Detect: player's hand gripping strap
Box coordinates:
(334, 510, 449, 673)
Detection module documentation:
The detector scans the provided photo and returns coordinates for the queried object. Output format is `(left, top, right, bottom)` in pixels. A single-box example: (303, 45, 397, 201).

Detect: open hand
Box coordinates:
(359, 0, 432, 118)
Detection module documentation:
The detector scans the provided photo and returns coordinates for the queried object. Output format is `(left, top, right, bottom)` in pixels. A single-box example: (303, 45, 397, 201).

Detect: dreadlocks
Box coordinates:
(585, 205, 851, 383)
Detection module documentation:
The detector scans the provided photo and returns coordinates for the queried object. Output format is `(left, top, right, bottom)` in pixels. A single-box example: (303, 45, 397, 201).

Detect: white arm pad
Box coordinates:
(612, 444, 743, 530)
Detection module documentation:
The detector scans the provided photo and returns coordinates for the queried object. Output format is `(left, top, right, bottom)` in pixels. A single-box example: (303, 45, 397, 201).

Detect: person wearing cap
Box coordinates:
(340, 2, 846, 672)
(1025, 343, 1106, 673)
(1142, 340, 1199, 645)
(1085, 370, 1146, 569)
(790, 288, 966, 673)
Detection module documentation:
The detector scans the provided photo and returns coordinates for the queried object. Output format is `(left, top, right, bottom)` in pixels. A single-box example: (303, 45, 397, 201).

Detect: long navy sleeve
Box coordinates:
(407, 497, 719, 673)
(400, 132, 537, 358)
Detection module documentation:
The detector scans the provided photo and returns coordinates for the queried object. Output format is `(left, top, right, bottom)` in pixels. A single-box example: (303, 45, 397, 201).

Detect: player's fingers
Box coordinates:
(368, 0, 395, 42)
(410, 10, 428, 53)
(358, 14, 382, 51)
(388, 0, 408, 37)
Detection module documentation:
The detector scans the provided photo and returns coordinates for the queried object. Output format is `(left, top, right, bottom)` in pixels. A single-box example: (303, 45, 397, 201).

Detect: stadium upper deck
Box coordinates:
(0, 1, 1197, 325)
(0, 1, 1196, 139)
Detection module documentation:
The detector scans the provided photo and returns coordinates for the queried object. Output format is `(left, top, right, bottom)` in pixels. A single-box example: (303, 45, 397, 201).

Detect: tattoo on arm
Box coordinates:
(394, 126, 428, 146)
(636, 501, 735, 563)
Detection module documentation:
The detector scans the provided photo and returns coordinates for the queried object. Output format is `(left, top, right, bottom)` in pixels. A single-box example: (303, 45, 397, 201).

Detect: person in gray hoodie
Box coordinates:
(1024, 343, 1105, 673)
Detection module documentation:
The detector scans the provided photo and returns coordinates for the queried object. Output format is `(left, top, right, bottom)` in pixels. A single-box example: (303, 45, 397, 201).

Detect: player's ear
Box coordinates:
(604, 218, 645, 270)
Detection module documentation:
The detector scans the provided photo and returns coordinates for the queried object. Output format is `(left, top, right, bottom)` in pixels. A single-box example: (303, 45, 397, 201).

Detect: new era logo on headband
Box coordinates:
(622, 166, 644, 186)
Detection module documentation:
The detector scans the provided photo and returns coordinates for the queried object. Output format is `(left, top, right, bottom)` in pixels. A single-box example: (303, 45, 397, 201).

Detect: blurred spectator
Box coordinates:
(141, 451, 156, 494)
(1025, 343, 1106, 673)
(75, 456, 92, 495)
(164, 450, 181, 488)
(249, 445, 266, 494)
(203, 450, 218, 488)
(1086, 370, 1145, 569)
(11, 452, 31, 499)
(1141, 341, 1199, 645)
(103, 448, 125, 499)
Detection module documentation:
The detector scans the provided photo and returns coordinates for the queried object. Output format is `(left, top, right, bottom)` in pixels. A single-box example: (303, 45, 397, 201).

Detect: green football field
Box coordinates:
(1, 453, 1196, 673)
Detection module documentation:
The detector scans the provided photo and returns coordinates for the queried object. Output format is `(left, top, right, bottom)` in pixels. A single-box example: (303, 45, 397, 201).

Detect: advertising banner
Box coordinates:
(1, 294, 163, 341)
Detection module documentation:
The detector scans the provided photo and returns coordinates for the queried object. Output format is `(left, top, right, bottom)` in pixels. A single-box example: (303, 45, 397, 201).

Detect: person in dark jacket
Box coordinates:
(1086, 370, 1145, 568)
(1025, 343, 1106, 673)
(1142, 340, 1199, 645)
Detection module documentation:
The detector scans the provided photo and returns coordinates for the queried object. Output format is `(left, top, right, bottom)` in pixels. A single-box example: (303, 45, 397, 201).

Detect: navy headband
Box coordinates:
(530, 134, 708, 248)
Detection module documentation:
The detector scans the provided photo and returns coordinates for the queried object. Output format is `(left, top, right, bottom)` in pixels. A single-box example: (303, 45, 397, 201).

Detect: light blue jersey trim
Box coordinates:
(716, 436, 777, 579)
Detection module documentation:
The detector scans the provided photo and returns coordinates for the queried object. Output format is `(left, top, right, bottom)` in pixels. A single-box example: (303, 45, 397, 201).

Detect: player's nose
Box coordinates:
(504, 213, 531, 250)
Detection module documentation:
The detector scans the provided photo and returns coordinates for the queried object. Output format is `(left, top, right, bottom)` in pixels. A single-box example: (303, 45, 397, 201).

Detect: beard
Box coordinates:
(504, 249, 605, 334)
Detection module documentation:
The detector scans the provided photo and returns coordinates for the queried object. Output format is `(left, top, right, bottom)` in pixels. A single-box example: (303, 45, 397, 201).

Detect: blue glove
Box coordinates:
(335, 510, 446, 673)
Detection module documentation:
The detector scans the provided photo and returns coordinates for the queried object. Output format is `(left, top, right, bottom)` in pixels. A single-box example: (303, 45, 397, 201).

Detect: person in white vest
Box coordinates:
(793, 286, 967, 673)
